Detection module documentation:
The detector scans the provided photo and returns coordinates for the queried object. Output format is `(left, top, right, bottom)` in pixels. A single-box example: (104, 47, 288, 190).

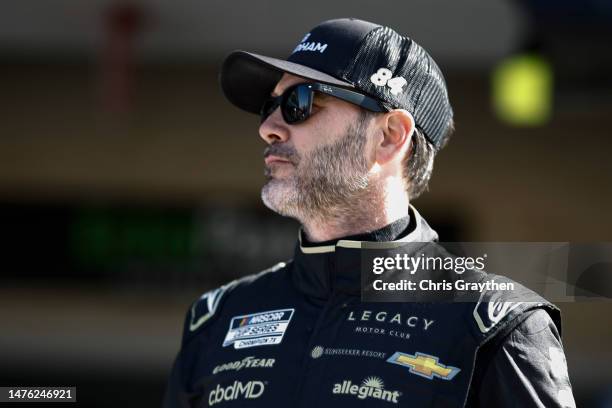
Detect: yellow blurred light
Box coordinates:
(492, 54, 553, 126)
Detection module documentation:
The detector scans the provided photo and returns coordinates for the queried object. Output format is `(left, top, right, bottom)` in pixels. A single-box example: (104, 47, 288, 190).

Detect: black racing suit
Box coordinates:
(163, 206, 576, 407)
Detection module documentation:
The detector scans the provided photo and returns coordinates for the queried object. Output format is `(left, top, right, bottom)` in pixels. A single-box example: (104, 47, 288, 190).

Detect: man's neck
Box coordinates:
(301, 183, 410, 242)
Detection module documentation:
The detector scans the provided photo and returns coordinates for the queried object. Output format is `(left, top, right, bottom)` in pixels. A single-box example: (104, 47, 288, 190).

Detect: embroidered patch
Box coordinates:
(223, 308, 295, 349)
(473, 291, 522, 333)
(190, 287, 227, 332)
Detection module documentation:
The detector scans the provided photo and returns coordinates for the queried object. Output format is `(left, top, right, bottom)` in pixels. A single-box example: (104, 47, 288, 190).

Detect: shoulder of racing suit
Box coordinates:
(467, 273, 562, 346)
(181, 260, 292, 346)
(414, 241, 563, 343)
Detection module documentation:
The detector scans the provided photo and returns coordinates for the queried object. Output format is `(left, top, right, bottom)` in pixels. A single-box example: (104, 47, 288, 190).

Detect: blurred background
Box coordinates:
(1, 0, 611, 406)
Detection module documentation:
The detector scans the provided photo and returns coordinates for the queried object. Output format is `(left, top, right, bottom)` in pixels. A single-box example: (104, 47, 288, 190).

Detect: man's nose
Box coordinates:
(259, 109, 290, 145)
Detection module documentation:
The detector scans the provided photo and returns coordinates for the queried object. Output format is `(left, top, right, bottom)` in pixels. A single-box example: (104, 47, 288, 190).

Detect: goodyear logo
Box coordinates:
(387, 352, 460, 380)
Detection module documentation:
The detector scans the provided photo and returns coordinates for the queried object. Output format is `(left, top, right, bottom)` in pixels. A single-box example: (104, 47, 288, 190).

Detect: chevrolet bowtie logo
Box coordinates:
(387, 352, 460, 380)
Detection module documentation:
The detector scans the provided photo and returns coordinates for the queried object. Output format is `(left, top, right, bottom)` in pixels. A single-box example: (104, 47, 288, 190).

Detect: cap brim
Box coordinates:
(220, 51, 354, 115)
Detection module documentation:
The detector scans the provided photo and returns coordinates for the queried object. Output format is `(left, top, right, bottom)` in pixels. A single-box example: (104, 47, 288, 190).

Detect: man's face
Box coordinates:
(259, 73, 378, 221)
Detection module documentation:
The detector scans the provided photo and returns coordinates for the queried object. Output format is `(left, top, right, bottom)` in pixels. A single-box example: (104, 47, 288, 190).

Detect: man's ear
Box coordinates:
(375, 109, 415, 165)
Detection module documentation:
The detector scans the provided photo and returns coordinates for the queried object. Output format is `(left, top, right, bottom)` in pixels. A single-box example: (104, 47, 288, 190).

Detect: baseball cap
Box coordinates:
(220, 17, 453, 148)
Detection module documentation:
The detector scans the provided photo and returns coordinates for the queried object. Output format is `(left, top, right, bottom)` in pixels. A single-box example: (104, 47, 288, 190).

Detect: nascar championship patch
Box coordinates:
(223, 309, 295, 349)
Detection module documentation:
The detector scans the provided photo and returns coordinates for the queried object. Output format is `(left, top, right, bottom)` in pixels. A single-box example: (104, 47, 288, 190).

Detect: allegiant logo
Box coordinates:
(332, 376, 400, 404)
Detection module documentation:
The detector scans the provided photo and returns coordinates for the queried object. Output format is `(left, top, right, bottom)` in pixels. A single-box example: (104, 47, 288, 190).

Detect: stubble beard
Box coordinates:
(261, 117, 379, 224)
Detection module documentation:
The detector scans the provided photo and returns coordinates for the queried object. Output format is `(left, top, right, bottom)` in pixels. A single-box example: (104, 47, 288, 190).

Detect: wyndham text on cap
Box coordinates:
(220, 17, 453, 148)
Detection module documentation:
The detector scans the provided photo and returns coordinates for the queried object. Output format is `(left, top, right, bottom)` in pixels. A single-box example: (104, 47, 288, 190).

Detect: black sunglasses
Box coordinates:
(260, 82, 387, 125)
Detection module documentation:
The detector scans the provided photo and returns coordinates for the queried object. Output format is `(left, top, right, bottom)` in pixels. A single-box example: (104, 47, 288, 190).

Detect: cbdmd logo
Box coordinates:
(208, 380, 265, 406)
(223, 308, 294, 349)
(332, 376, 400, 404)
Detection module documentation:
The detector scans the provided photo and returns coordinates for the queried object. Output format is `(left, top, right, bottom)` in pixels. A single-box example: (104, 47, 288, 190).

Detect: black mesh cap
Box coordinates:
(220, 18, 453, 148)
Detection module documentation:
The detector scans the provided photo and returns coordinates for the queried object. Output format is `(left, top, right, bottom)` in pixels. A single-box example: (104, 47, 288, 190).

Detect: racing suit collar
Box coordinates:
(291, 205, 438, 299)
(299, 215, 410, 248)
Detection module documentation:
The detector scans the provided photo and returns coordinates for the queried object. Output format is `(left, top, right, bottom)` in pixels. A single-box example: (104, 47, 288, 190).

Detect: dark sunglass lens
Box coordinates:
(260, 98, 278, 122)
(283, 86, 312, 124)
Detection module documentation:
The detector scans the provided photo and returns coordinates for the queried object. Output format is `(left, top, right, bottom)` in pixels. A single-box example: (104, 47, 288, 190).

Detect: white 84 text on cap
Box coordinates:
(370, 68, 407, 95)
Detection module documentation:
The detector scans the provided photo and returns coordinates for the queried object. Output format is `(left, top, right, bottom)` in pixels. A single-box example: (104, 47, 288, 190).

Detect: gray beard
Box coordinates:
(261, 116, 378, 224)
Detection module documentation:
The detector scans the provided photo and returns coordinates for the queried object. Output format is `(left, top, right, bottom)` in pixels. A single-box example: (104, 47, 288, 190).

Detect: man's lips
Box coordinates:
(264, 155, 293, 165)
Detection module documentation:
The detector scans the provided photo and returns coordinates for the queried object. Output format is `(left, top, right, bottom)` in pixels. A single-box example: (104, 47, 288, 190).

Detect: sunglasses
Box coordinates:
(260, 82, 387, 125)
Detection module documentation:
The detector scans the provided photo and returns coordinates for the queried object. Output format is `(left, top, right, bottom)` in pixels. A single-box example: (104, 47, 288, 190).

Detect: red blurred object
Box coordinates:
(99, 2, 145, 114)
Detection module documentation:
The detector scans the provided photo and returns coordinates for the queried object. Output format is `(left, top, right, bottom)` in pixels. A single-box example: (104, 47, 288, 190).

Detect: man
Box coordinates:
(163, 18, 576, 407)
